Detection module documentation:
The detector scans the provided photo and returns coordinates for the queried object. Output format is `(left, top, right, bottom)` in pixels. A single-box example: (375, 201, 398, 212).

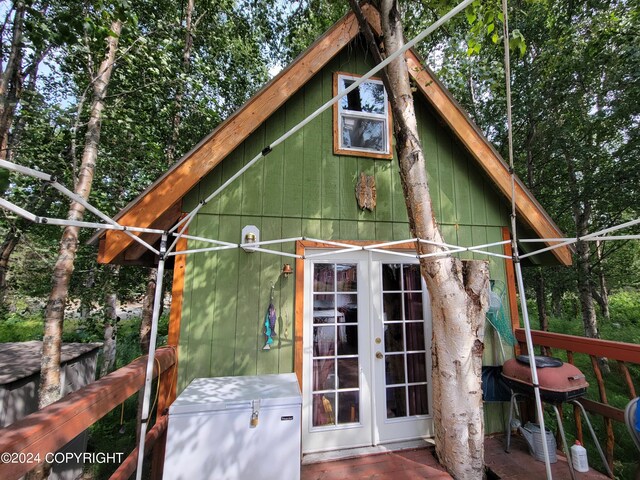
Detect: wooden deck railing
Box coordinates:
(515, 328, 640, 474)
(0, 347, 176, 480)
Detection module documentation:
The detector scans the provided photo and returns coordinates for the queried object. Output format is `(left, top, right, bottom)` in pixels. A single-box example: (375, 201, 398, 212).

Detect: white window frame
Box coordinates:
(334, 72, 392, 159)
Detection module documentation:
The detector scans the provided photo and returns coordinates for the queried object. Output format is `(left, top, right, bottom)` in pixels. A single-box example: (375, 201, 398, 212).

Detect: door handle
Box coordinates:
(376, 352, 383, 359)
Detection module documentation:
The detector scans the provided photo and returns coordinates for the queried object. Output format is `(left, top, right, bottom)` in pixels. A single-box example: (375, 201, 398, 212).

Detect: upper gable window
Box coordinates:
(333, 73, 392, 159)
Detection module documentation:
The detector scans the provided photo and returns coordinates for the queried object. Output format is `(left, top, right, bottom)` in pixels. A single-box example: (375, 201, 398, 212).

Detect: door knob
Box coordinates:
(375, 352, 383, 359)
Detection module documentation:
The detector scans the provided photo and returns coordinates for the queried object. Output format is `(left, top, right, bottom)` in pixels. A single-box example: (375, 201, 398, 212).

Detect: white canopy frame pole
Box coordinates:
(164, 0, 476, 257)
(0, 160, 161, 255)
(500, 0, 553, 476)
(520, 217, 640, 259)
(135, 233, 167, 480)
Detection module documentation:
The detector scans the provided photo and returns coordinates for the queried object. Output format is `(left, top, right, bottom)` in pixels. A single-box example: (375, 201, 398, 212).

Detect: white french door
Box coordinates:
(302, 250, 433, 454)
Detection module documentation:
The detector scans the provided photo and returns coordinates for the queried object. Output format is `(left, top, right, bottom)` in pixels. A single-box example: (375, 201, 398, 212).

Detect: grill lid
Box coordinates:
(516, 355, 563, 368)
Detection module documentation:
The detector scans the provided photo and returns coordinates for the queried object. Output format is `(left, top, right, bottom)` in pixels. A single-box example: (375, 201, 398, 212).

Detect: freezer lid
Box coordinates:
(169, 373, 301, 415)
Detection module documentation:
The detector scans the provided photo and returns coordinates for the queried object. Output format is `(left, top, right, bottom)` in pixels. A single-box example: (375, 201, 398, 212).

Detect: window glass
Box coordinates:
(336, 73, 390, 156)
(340, 78, 386, 114)
(341, 117, 385, 152)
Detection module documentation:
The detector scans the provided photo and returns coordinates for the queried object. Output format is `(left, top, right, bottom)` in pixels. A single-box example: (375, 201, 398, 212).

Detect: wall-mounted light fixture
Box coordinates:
(241, 225, 259, 252)
(282, 264, 293, 277)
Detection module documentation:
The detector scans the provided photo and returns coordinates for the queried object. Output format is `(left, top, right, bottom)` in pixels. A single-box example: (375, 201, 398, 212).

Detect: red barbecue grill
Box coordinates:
(501, 355, 613, 479)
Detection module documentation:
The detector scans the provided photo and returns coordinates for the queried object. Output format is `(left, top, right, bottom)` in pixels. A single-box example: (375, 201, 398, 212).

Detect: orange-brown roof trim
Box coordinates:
(99, 5, 571, 266)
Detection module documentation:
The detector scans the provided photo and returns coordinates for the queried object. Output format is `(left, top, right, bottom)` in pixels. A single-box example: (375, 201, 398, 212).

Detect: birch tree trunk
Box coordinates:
(594, 241, 610, 321)
(38, 20, 122, 409)
(0, 226, 20, 306)
(351, 2, 489, 477)
(165, 0, 195, 166)
(0, 1, 24, 159)
(100, 289, 117, 377)
(567, 157, 609, 373)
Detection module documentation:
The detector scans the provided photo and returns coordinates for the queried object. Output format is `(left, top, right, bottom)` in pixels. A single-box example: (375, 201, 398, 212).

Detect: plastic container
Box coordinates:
(571, 441, 589, 472)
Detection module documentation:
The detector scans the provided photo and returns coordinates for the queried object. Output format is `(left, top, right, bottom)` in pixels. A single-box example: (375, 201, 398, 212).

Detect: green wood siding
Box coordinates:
(177, 42, 513, 433)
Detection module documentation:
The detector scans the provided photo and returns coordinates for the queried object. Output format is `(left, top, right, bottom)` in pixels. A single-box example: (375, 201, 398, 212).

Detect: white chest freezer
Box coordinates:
(163, 373, 301, 480)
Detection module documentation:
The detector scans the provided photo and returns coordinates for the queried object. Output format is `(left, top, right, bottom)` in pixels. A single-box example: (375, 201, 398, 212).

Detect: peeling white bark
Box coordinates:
(350, 1, 489, 477)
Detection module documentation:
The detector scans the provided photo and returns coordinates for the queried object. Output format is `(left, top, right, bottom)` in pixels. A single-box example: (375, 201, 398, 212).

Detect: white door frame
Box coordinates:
(301, 249, 433, 453)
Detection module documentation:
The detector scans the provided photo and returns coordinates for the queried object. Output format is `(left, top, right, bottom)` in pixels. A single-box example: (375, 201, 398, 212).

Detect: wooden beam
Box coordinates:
(502, 228, 520, 335)
(294, 241, 305, 388)
(122, 202, 183, 263)
(98, 11, 362, 264)
(0, 348, 175, 480)
(576, 398, 625, 424)
(514, 328, 640, 363)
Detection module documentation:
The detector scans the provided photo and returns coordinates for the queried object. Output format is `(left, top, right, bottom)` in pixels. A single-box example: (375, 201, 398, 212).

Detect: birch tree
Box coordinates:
(38, 17, 123, 408)
(0, 2, 26, 305)
(350, 1, 489, 478)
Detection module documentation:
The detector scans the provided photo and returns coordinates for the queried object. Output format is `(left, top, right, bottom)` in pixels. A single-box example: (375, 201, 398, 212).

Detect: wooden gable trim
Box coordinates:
(405, 55, 571, 265)
(101, 5, 570, 267)
(98, 11, 362, 264)
(358, 7, 570, 266)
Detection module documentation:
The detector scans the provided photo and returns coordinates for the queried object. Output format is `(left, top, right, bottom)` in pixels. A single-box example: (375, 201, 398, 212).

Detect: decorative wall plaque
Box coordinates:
(356, 172, 376, 211)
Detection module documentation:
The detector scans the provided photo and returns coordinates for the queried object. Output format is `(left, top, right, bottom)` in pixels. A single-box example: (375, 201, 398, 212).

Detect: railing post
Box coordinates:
(589, 355, 615, 476)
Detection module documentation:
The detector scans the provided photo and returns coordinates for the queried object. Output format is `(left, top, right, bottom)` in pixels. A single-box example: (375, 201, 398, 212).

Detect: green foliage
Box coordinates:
(0, 312, 44, 342)
(2, 0, 280, 309)
(609, 290, 640, 326)
(274, 0, 348, 63)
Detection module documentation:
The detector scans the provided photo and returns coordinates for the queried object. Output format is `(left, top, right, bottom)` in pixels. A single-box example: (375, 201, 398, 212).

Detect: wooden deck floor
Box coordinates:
(301, 435, 612, 480)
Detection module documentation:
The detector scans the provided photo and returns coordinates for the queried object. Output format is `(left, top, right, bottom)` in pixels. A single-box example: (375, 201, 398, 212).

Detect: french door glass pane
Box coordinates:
(382, 264, 402, 291)
(385, 354, 405, 385)
(338, 358, 359, 388)
(408, 385, 429, 415)
(403, 264, 422, 289)
(386, 387, 407, 418)
(406, 322, 425, 351)
(312, 263, 360, 427)
(384, 323, 403, 352)
(313, 359, 335, 390)
(404, 292, 423, 320)
(336, 264, 357, 291)
(312, 393, 335, 426)
(381, 263, 429, 419)
(314, 264, 334, 292)
(407, 353, 427, 383)
(382, 293, 402, 321)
